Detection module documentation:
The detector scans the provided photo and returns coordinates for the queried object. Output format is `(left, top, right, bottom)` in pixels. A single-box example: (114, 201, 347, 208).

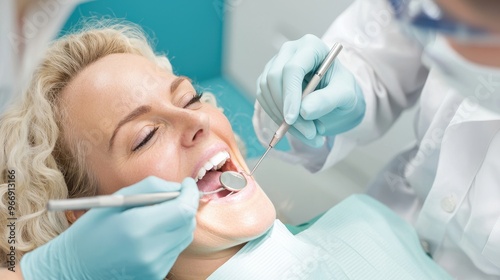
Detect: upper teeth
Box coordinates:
(195, 151, 230, 182)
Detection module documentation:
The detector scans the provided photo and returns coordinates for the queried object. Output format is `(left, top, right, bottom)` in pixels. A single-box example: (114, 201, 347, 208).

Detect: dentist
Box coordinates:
(253, 0, 500, 278)
(1, 1, 199, 279)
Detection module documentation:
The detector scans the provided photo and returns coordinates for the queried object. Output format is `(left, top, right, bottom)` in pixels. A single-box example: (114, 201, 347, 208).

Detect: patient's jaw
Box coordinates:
(60, 53, 276, 278)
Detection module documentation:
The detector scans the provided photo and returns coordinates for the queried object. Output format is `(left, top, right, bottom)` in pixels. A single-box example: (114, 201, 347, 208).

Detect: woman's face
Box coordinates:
(60, 53, 276, 256)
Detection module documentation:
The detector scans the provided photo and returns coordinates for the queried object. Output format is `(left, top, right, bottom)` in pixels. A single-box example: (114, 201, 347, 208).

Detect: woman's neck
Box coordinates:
(167, 243, 245, 279)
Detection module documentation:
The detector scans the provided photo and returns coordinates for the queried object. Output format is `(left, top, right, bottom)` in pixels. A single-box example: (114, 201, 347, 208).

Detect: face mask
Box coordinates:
(422, 36, 500, 112)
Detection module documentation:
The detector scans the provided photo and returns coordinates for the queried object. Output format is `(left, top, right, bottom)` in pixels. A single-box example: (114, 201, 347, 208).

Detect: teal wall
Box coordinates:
(61, 0, 224, 81)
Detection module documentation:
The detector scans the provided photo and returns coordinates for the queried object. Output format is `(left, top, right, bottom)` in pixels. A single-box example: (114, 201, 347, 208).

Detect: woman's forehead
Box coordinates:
(58, 53, 178, 145)
(62, 54, 176, 108)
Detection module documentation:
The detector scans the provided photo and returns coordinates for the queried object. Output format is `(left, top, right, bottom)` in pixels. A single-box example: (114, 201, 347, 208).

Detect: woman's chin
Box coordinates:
(189, 195, 276, 256)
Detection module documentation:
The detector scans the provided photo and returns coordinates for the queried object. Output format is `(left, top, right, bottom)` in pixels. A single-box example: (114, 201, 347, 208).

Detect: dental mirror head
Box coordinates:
(219, 171, 247, 192)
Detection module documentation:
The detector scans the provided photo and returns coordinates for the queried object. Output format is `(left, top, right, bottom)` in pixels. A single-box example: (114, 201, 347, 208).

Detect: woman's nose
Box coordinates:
(177, 110, 210, 147)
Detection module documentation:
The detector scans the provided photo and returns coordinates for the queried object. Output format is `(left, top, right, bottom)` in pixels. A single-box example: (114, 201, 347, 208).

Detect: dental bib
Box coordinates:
(208, 195, 452, 279)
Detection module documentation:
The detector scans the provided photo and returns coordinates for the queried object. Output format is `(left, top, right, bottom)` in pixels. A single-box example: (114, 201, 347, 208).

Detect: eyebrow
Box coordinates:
(108, 105, 152, 151)
(170, 76, 191, 93)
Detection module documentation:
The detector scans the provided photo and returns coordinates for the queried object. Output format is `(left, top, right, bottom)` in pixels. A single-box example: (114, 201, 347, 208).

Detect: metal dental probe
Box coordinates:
(47, 174, 247, 211)
(248, 43, 343, 176)
(47, 188, 228, 211)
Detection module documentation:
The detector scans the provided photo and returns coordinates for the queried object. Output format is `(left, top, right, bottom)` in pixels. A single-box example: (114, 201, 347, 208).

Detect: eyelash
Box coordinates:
(133, 126, 159, 152)
(132, 92, 204, 152)
(184, 91, 203, 108)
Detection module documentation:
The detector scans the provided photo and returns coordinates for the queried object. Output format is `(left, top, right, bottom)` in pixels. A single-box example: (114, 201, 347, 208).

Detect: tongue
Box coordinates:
(197, 170, 223, 192)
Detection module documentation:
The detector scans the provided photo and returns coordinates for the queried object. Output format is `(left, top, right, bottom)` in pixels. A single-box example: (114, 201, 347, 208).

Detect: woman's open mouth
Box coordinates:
(195, 151, 240, 200)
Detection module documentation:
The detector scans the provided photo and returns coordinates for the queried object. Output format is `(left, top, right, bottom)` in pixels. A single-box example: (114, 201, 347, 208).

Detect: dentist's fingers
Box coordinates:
(282, 36, 329, 124)
(114, 176, 182, 196)
(300, 86, 356, 121)
(266, 44, 298, 119)
(257, 56, 286, 123)
(119, 178, 198, 233)
(300, 61, 357, 120)
(316, 111, 363, 135)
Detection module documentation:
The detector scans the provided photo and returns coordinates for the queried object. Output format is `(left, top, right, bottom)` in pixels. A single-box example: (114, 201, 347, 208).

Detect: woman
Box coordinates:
(1, 21, 451, 279)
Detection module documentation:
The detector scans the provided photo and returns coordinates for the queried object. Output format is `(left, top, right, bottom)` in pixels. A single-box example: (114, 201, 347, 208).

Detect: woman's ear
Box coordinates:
(65, 210, 86, 225)
(65, 210, 77, 225)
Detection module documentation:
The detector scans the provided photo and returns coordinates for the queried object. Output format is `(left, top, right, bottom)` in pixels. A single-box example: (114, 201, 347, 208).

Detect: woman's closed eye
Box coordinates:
(184, 91, 203, 108)
(132, 92, 204, 152)
(133, 126, 159, 152)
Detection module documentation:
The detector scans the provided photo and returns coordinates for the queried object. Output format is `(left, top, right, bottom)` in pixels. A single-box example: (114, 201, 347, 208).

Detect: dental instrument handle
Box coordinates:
(250, 43, 343, 176)
(47, 190, 217, 211)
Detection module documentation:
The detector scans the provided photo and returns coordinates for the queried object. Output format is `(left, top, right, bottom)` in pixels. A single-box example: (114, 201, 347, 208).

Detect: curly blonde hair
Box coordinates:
(0, 20, 177, 262)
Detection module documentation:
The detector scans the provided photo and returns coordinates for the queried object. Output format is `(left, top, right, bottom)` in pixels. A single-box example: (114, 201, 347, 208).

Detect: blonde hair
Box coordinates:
(0, 20, 176, 262)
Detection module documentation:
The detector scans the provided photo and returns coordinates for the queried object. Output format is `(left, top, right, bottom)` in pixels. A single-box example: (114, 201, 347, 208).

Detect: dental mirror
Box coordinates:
(198, 171, 247, 196)
(220, 171, 247, 191)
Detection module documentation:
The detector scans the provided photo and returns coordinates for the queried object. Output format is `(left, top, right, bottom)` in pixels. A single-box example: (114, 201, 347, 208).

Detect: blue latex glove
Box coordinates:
(256, 34, 365, 147)
(20, 176, 199, 280)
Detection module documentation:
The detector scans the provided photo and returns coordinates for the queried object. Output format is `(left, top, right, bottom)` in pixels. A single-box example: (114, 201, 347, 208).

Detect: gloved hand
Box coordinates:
(256, 34, 365, 147)
(21, 176, 199, 280)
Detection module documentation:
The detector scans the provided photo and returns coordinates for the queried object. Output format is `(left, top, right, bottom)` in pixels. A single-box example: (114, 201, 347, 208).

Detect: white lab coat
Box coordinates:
(0, 0, 81, 114)
(253, 0, 500, 278)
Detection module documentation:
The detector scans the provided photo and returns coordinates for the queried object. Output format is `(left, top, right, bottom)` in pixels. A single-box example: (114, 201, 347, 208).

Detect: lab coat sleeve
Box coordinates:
(253, 0, 430, 172)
